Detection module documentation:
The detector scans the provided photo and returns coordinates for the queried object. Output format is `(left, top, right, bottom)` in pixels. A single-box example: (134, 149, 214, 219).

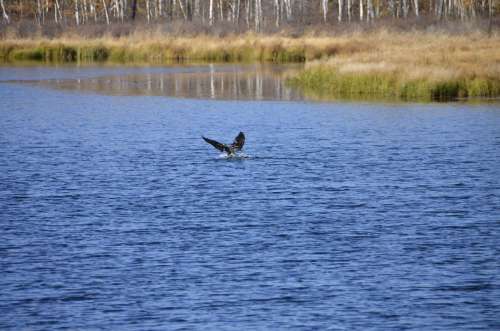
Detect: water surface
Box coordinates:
(2, 64, 303, 100)
(1, 65, 499, 330)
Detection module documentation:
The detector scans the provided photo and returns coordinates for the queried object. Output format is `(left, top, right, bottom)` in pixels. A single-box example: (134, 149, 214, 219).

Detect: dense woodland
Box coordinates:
(0, 0, 497, 32)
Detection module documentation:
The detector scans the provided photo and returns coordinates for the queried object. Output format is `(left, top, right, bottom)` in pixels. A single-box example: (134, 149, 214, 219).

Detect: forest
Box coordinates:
(0, 0, 497, 32)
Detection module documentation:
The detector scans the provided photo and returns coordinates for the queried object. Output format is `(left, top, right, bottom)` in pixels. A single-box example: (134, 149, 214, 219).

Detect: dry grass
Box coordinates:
(290, 30, 500, 101)
(313, 30, 500, 80)
(1, 29, 499, 100)
(0, 30, 376, 63)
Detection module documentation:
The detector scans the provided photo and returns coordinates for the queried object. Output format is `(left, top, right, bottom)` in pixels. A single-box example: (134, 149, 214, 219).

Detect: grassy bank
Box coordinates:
(1, 30, 499, 101)
(0, 34, 352, 63)
(288, 32, 500, 101)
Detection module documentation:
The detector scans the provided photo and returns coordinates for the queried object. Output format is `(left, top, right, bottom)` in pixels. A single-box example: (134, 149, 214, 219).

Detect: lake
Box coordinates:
(1, 64, 499, 330)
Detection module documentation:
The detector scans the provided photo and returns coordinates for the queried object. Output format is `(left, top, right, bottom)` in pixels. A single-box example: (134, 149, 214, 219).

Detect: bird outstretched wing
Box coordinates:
(202, 136, 231, 153)
(230, 132, 245, 151)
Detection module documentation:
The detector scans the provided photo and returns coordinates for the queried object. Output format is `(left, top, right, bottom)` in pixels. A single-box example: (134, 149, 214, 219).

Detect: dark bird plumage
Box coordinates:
(202, 132, 245, 156)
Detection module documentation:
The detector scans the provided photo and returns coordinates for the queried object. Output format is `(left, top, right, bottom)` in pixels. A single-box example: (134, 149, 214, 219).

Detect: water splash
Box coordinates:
(218, 152, 250, 160)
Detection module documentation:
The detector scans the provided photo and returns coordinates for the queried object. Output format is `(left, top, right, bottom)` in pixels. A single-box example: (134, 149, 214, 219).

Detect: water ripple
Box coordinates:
(1, 68, 500, 330)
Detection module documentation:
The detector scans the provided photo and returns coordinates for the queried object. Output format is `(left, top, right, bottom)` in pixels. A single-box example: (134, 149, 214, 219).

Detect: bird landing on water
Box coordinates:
(202, 132, 245, 157)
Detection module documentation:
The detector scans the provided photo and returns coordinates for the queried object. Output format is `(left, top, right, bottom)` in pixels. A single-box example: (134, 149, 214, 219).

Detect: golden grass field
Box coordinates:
(1, 29, 499, 101)
(289, 30, 500, 101)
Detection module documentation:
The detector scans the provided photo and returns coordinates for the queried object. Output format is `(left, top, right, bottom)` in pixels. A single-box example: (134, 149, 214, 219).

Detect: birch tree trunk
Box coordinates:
(488, 0, 492, 34)
(366, 0, 374, 20)
(41, 0, 45, 23)
(322, 0, 328, 22)
(119, 0, 124, 22)
(275, 0, 280, 26)
(245, 0, 250, 28)
(338, 0, 343, 21)
(178, 0, 187, 20)
(347, 0, 351, 21)
(0, 0, 9, 23)
(75, 0, 80, 25)
(2, 0, 496, 28)
(54, 0, 61, 23)
(102, 0, 110, 23)
(209, 0, 213, 25)
(83, 0, 88, 23)
(255, 0, 262, 32)
(284, 0, 291, 20)
(236, 0, 240, 23)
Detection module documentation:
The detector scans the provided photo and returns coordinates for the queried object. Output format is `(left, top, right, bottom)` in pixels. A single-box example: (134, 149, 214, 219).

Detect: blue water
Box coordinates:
(1, 66, 500, 330)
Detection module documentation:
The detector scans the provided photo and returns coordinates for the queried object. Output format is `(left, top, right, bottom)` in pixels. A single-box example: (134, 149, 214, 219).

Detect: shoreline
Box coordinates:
(2, 31, 499, 102)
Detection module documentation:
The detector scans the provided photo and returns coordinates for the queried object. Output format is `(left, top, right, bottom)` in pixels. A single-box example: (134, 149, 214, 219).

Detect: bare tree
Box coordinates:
(322, 0, 328, 22)
(75, 0, 80, 25)
(366, 0, 374, 20)
(0, 0, 9, 23)
(102, 0, 110, 24)
(0, 0, 496, 28)
(347, 0, 351, 21)
(255, 0, 262, 31)
(338, 0, 343, 21)
(209, 0, 214, 25)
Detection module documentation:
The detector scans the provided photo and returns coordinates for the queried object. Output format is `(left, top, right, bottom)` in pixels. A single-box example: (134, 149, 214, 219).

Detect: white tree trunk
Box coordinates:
(36, 0, 42, 24)
(102, 0, 110, 24)
(236, 0, 240, 22)
(75, 0, 80, 25)
(146, 0, 150, 22)
(82, 0, 88, 23)
(218, 0, 223, 20)
(245, 0, 250, 28)
(347, 0, 351, 21)
(367, 0, 374, 20)
(209, 0, 213, 25)
(90, 0, 97, 22)
(54, 0, 61, 23)
(402, 0, 409, 17)
(178, 0, 187, 19)
(255, 0, 262, 32)
(321, 0, 328, 22)
(338, 0, 343, 21)
(0, 0, 9, 23)
(274, 0, 280, 26)
(284, 0, 292, 20)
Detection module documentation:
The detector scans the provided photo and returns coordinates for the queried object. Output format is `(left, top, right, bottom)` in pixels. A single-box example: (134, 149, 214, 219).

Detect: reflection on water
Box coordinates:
(32, 64, 304, 101)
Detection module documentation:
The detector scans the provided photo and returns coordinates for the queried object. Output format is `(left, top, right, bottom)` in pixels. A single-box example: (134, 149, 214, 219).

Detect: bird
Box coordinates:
(202, 132, 245, 156)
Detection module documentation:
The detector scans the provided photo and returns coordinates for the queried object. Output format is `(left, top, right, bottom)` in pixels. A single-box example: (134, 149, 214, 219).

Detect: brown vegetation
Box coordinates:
(289, 30, 500, 101)
(1, 17, 498, 101)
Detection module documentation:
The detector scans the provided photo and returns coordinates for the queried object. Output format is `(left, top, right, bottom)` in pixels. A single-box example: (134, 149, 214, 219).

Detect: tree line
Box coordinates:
(0, 0, 497, 31)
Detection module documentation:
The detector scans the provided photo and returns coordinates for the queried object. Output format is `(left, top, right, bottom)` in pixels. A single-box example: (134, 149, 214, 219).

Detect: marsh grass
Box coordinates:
(289, 68, 500, 101)
(288, 31, 500, 101)
(1, 30, 499, 101)
(0, 33, 336, 63)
